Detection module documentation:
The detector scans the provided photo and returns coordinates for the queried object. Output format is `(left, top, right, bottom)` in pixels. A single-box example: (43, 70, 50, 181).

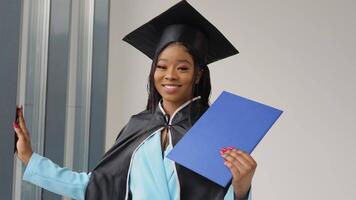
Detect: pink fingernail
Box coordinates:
(13, 122, 19, 129)
(220, 148, 228, 155)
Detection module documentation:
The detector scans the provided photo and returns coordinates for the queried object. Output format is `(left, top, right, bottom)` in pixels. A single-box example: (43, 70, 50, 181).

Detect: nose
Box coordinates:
(164, 67, 177, 80)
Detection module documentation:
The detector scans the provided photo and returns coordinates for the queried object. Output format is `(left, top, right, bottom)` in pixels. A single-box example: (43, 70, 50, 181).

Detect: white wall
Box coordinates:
(107, 0, 356, 199)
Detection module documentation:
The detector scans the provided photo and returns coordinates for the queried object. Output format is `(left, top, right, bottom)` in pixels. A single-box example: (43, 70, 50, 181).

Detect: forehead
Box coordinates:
(158, 43, 193, 63)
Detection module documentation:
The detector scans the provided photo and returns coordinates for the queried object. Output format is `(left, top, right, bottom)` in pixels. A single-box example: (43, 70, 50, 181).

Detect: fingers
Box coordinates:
(236, 149, 257, 167)
(225, 148, 257, 167)
(14, 105, 30, 140)
(224, 159, 241, 177)
(13, 122, 25, 140)
(223, 153, 250, 176)
(220, 147, 257, 175)
(13, 116, 34, 165)
(225, 152, 252, 173)
(17, 106, 27, 130)
(16, 106, 30, 136)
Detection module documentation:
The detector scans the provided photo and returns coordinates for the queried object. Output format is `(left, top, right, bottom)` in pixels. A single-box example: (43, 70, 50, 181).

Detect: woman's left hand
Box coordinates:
(221, 147, 257, 199)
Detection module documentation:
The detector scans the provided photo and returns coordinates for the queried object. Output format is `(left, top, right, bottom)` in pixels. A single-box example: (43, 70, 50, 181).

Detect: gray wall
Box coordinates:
(0, 0, 110, 199)
(107, 0, 356, 199)
(0, 1, 21, 200)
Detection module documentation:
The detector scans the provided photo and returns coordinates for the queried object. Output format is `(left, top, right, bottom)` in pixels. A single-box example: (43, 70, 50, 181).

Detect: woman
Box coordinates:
(14, 1, 256, 199)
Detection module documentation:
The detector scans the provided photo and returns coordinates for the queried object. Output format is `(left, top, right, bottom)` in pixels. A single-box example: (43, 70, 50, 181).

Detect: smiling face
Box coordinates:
(154, 43, 198, 109)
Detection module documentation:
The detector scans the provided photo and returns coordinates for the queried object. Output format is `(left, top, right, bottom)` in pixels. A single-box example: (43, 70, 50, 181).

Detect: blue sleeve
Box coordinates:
(224, 184, 252, 200)
(23, 153, 90, 200)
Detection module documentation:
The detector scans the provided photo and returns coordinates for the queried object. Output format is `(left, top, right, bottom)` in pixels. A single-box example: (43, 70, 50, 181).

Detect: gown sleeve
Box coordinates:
(23, 153, 90, 200)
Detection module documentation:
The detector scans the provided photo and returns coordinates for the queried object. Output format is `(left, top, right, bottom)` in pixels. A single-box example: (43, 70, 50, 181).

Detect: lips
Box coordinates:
(162, 84, 181, 94)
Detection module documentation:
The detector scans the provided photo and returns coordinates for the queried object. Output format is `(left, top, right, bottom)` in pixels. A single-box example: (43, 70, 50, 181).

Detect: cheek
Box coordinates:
(180, 76, 195, 96)
(153, 72, 161, 88)
(182, 74, 195, 86)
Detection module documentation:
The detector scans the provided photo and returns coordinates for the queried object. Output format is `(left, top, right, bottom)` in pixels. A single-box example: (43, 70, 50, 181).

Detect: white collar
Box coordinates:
(158, 96, 201, 124)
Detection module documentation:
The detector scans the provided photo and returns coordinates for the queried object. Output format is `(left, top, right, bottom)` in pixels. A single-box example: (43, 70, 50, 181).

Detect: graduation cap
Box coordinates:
(122, 0, 239, 65)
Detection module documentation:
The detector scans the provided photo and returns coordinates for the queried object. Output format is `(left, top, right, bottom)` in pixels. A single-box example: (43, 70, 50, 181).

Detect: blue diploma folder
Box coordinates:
(167, 91, 283, 187)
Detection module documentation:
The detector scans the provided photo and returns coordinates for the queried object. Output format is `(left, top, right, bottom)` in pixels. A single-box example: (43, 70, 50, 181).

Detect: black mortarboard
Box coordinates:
(122, 0, 239, 65)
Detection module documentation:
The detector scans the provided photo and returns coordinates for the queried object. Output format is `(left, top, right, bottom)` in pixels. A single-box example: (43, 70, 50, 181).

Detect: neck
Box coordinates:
(160, 96, 201, 117)
(162, 101, 182, 117)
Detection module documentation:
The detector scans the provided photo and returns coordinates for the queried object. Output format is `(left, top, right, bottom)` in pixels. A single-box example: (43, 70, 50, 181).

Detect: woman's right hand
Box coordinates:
(13, 106, 33, 165)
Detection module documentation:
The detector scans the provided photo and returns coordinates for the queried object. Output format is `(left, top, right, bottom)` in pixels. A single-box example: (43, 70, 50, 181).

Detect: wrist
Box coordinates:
(234, 186, 251, 200)
(23, 151, 33, 166)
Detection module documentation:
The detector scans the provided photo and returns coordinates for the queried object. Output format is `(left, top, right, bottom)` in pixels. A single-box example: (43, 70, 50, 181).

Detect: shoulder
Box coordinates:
(129, 109, 154, 123)
(190, 100, 209, 124)
(115, 109, 155, 141)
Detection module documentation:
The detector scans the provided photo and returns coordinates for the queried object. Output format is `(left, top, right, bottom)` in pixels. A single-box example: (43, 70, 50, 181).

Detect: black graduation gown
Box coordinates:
(85, 99, 229, 200)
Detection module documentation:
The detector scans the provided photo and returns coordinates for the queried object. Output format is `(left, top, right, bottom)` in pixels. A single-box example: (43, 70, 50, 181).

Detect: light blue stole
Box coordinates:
(129, 131, 235, 200)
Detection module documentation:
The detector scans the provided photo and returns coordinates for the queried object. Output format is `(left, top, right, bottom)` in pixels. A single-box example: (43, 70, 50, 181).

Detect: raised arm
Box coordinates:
(13, 106, 90, 200)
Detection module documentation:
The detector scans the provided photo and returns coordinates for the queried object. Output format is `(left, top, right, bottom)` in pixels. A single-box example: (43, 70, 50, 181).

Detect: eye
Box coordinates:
(178, 66, 189, 71)
(156, 65, 167, 70)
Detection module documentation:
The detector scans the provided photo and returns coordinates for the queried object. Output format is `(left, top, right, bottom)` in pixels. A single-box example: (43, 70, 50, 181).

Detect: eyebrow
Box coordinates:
(158, 58, 192, 65)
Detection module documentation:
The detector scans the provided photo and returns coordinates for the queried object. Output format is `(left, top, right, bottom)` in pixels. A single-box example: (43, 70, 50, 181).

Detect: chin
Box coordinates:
(161, 94, 191, 105)
(161, 95, 182, 103)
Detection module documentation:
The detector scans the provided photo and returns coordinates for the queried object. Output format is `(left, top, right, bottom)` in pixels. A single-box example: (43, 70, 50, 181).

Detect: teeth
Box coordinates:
(164, 85, 178, 88)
